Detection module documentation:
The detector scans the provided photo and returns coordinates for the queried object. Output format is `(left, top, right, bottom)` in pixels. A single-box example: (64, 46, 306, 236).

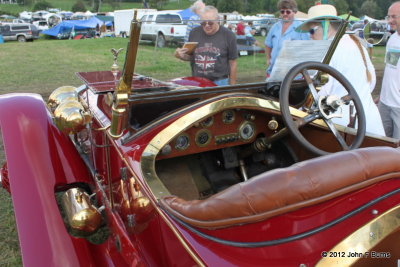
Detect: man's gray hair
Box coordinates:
(190, 0, 205, 12)
(202, 5, 219, 19)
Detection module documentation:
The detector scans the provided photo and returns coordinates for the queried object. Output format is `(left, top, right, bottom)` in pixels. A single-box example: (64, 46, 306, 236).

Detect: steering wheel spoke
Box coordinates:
(280, 62, 366, 156)
(324, 119, 350, 150)
(295, 113, 321, 128)
(302, 70, 320, 105)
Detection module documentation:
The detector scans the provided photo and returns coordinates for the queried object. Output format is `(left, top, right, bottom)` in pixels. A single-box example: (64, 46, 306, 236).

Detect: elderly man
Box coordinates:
(184, 0, 205, 42)
(175, 6, 238, 86)
(378, 1, 400, 138)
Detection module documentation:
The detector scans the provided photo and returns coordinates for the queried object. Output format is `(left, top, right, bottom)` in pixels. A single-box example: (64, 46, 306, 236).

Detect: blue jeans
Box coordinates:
(213, 78, 229, 86)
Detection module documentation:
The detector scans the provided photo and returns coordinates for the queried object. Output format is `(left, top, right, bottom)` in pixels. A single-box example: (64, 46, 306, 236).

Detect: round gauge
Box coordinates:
(175, 134, 190, 150)
(238, 121, 256, 141)
(195, 129, 211, 147)
(222, 110, 235, 124)
(200, 116, 214, 127)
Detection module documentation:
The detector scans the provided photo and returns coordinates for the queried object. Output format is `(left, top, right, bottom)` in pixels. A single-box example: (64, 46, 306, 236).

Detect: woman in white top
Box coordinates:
(297, 4, 385, 136)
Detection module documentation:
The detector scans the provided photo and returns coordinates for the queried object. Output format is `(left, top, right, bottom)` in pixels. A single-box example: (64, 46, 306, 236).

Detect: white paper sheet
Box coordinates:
(268, 40, 332, 82)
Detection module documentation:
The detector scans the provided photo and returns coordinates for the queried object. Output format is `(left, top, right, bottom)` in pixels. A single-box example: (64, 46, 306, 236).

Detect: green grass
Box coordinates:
(0, 37, 267, 97)
(0, 36, 386, 266)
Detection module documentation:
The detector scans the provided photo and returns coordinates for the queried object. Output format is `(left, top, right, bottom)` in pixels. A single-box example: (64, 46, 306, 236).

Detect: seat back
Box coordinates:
(160, 147, 400, 229)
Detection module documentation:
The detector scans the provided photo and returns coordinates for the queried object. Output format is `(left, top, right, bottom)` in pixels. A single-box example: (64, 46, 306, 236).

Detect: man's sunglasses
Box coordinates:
(280, 10, 292, 15)
(201, 21, 215, 27)
(309, 26, 320, 35)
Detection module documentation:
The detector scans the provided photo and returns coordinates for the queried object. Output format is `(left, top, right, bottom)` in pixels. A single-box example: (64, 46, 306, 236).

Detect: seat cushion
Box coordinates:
(160, 147, 400, 229)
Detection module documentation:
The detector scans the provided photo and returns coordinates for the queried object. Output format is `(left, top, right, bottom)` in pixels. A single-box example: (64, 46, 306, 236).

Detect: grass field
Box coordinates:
(0, 36, 386, 266)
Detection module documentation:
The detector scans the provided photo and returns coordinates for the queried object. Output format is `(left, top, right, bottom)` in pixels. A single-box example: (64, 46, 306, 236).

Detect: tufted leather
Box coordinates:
(160, 147, 400, 229)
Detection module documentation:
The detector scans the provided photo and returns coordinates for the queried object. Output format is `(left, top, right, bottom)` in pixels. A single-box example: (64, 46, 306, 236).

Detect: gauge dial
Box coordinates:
(238, 121, 256, 141)
(200, 116, 214, 127)
(222, 110, 235, 124)
(195, 129, 211, 147)
(175, 134, 190, 150)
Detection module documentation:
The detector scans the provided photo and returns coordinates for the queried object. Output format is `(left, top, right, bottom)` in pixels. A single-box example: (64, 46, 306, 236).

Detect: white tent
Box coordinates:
(19, 11, 32, 20)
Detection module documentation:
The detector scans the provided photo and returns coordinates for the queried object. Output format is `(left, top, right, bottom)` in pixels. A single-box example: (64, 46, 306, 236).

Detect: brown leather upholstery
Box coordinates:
(160, 147, 400, 229)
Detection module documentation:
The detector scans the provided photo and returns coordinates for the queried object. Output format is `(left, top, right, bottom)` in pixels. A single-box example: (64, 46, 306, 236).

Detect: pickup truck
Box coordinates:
(253, 18, 278, 37)
(140, 11, 187, 47)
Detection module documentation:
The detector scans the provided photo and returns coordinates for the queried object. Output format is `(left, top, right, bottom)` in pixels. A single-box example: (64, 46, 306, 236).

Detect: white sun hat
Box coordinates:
(296, 4, 342, 33)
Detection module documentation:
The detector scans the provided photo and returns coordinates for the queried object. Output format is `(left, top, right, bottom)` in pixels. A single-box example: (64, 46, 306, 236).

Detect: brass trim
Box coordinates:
(100, 131, 205, 266)
(174, 133, 190, 151)
(222, 109, 236, 124)
(141, 96, 320, 199)
(199, 116, 214, 128)
(316, 204, 400, 266)
(195, 129, 212, 147)
(60, 188, 102, 233)
(238, 121, 256, 141)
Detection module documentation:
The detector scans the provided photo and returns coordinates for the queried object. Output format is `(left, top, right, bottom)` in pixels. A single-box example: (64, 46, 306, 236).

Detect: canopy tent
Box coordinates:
(178, 8, 195, 21)
(339, 14, 360, 21)
(42, 16, 112, 37)
(96, 15, 114, 23)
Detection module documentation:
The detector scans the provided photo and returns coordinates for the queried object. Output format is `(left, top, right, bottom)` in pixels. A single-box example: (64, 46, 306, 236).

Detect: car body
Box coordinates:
(0, 23, 39, 42)
(253, 18, 278, 36)
(236, 35, 265, 56)
(32, 20, 49, 32)
(140, 11, 187, 47)
(1, 17, 400, 267)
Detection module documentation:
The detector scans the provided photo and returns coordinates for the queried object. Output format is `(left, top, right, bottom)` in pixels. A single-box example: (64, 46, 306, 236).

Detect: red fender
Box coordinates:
(0, 93, 98, 266)
(169, 76, 217, 87)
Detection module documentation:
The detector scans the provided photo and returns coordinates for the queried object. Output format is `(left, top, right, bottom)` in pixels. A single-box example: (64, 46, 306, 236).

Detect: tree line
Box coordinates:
(12, 0, 396, 19)
(205, 0, 395, 19)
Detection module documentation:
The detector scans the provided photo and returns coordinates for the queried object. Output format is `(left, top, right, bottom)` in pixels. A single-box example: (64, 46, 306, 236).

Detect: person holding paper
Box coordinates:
(174, 6, 238, 86)
(265, 0, 309, 79)
(296, 4, 385, 136)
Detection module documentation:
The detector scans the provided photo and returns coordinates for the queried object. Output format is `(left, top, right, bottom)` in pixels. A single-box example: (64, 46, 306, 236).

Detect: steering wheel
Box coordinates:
(279, 61, 366, 156)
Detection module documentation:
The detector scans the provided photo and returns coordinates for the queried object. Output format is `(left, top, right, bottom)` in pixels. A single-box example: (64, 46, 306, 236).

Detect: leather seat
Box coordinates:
(160, 147, 400, 229)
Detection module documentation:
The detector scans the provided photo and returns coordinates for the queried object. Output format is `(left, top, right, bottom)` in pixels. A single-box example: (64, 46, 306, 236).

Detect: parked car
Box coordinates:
(140, 11, 187, 47)
(253, 18, 278, 36)
(32, 20, 49, 32)
(1, 17, 400, 267)
(236, 35, 265, 56)
(0, 23, 39, 42)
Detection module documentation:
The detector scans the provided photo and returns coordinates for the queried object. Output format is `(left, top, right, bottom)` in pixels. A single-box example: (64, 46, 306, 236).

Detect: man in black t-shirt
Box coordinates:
(175, 6, 238, 86)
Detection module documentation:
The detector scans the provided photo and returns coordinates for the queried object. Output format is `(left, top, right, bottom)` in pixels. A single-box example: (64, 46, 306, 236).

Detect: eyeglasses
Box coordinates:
(309, 26, 320, 35)
(201, 21, 215, 27)
(280, 10, 292, 15)
(385, 15, 400, 20)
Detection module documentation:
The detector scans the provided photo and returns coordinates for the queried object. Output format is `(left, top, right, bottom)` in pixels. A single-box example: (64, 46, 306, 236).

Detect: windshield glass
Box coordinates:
(127, 18, 334, 86)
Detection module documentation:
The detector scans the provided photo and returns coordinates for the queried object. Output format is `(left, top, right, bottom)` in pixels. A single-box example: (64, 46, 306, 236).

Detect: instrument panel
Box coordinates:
(157, 109, 278, 160)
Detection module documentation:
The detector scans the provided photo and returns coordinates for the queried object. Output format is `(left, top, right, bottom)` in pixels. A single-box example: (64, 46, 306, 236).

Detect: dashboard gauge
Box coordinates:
(175, 134, 190, 150)
(200, 116, 214, 127)
(195, 129, 211, 147)
(238, 121, 256, 141)
(222, 110, 235, 124)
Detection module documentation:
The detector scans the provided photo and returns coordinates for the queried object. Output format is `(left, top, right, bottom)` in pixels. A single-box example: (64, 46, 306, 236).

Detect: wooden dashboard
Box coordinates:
(156, 108, 281, 160)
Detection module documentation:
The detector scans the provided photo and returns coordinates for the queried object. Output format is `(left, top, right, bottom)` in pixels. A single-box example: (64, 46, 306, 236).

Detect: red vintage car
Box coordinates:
(1, 16, 399, 267)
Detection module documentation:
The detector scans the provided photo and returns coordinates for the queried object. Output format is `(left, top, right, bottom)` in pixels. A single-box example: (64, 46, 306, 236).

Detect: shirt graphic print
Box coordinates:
(194, 43, 220, 75)
(385, 47, 400, 68)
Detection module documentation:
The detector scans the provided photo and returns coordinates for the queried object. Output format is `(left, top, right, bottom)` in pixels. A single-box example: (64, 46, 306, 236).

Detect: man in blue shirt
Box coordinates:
(265, 0, 309, 78)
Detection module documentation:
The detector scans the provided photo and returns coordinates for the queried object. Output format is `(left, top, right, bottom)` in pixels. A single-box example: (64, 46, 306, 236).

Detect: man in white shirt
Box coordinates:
(378, 1, 400, 138)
